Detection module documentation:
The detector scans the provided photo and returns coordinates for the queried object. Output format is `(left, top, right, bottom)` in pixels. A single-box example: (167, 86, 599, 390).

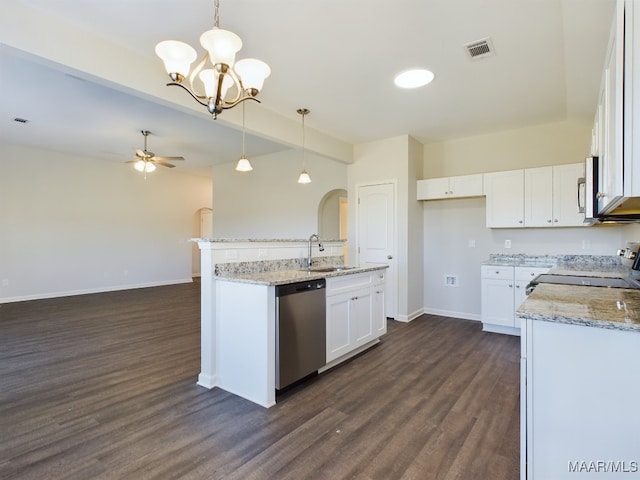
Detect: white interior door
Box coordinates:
(357, 183, 396, 319)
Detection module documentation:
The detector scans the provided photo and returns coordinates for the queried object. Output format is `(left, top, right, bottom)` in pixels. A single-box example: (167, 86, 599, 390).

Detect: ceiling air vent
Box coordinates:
(464, 37, 495, 60)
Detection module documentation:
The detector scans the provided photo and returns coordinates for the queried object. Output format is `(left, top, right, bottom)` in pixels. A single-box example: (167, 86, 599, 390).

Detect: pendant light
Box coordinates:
(235, 102, 253, 172)
(297, 108, 311, 184)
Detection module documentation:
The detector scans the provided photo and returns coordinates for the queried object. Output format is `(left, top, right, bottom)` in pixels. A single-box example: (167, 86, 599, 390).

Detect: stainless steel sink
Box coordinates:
(302, 266, 357, 273)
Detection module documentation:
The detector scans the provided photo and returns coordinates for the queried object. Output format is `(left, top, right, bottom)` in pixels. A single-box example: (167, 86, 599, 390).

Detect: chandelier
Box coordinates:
(155, 0, 271, 119)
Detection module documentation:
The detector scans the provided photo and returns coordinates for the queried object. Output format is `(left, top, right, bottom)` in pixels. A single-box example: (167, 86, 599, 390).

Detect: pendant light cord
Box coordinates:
(242, 101, 246, 157)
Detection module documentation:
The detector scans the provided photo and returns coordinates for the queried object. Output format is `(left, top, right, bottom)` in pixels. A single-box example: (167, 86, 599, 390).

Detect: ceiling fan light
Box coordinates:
(155, 40, 197, 78)
(134, 160, 146, 172)
(298, 170, 311, 184)
(235, 58, 271, 92)
(235, 156, 253, 172)
(200, 28, 242, 67)
(145, 162, 157, 173)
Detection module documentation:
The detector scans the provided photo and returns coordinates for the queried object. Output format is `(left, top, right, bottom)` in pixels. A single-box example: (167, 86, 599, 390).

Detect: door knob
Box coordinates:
(387, 255, 393, 260)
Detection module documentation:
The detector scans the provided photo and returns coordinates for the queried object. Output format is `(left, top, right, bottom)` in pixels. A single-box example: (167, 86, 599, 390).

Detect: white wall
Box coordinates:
(421, 120, 640, 320)
(350, 135, 424, 321)
(0, 143, 212, 302)
(423, 120, 592, 177)
(423, 197, 637, 320)
(211, 149, 348, 238)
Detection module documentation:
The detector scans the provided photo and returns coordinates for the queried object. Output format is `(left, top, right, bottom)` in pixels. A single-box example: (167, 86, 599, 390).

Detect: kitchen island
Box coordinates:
(517, 281, 640, 479)
(195, 238, 388, 408)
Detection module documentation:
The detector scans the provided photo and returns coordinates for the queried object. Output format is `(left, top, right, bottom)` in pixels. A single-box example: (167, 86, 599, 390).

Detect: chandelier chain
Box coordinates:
(214, 0, 220, 28)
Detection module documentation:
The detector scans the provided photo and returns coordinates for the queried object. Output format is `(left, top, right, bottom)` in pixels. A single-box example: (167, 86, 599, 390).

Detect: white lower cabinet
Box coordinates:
(326, 270, 386, 364)
(481, 265, 549, 334)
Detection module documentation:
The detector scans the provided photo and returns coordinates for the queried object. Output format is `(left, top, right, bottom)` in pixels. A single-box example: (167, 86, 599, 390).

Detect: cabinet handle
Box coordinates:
(516, 285, 520, 288)
(351, 296, 358, 301)
(518, 220, 523, 224)
(547, 219, 552, 223)
(596, 192, 605, 199)
(495, 270, 500, 274)
(554, 219, 558, 223)
(376, 290, 382, 294)
(509, 284, 513, 288)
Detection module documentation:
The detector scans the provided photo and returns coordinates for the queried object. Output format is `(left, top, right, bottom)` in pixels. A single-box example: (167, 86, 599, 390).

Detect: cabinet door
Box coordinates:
(448, 174, 483, 198)
(552, 163, 585, 226)
(524, 167, 553, 227)
(417, 177, 450, 200)
(598, 2, 625, 214)
(481, 278, 515, 327)
(326, 292, 352, 362)
(373, 286, 386, 336)
(352, 288, 374, 347)
(484, 170, 524, 228)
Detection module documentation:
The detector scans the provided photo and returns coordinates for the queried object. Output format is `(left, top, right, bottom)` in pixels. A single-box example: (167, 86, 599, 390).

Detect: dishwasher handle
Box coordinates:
(276, 279, 326, 297)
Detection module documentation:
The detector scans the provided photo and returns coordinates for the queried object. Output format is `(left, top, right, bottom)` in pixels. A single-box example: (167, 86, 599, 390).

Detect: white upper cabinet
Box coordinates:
(417, 173, 483, 200)
(596, 0, 628, 213)
(524, 164, 586, 227)
(484, 170, 524, 228)
(524, 167, 554, 227)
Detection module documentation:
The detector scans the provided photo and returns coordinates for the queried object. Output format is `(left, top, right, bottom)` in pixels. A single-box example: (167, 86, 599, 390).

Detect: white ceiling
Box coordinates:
(0, 0, 616, 177)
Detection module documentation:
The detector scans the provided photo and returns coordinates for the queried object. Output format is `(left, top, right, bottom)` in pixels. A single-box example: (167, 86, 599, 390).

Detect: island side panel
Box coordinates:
(528, 320, 640, 479)
(197, 242, 217, 388)
(216, 280, 276, 408)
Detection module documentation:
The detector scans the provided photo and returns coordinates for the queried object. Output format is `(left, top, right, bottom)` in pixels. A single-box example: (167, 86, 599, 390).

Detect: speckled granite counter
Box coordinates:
(517, 283, 640, 333)
(215, 264, 388, 286)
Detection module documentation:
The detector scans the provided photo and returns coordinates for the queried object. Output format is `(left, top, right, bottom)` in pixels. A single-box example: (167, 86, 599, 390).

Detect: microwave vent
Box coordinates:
(464, 37, 495, 60)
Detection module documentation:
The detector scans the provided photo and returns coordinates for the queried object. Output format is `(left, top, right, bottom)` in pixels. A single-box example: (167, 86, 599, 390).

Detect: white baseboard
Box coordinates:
(197, 372, 218, 389)
(0, 278, 194, 304)
(423, 307, 481, 322)
(482, 323, 521, 336)
(394, 307, 425, 323)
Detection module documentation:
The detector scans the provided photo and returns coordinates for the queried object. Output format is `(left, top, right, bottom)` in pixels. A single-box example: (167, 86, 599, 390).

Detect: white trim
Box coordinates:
(197, 373, 218, 389)
(482, 323, 521, 336)
(0, 278, 193, 304)
(394, 307, 425, 323)
(423, 307, 481, 322)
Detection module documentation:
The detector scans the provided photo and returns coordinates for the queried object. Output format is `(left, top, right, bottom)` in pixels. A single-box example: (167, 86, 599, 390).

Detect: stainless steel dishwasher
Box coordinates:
(275, 279, 326, 390)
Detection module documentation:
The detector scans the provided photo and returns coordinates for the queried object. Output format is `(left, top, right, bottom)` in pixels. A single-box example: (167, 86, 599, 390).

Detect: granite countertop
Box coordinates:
(215, 264, 388, 286)
(517, 283, 640, 333)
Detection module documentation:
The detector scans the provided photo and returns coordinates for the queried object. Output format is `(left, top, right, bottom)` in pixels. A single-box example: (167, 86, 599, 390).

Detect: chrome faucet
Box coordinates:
(307, 233, 324, 268)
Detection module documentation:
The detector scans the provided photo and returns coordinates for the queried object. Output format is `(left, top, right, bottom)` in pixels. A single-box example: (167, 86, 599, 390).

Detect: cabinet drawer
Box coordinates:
(515, 266, 550, 281)
(481, 265, 513, 279)
(326, 272, 374, 296)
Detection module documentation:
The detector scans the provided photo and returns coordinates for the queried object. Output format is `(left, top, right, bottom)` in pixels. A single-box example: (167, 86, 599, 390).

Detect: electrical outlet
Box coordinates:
(582, 239, 591, 250)
(258, 248, 269, 258)
(468, 239, 476, 248)
(445, 275, 458, 287)
(505, 239, 512, 249)
(226, 249, 239, 260)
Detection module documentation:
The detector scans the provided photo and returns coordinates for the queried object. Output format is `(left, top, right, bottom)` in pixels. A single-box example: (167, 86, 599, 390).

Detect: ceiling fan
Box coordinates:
(126, 130, 184, 173)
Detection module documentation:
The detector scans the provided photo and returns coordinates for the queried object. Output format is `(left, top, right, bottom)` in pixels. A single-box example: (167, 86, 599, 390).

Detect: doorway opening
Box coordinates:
(318, 189, 348, 263)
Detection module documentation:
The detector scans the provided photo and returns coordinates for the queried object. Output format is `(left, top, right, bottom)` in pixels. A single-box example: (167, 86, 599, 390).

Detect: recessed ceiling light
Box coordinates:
(394, 69, 435, 89)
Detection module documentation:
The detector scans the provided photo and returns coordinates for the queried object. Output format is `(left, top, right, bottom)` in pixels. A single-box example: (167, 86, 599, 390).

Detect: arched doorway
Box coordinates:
(318, 189, 348, 262)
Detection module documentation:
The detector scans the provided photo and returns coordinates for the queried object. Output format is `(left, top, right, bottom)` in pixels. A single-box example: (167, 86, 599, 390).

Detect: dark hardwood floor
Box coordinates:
(0, 281, 520, 479)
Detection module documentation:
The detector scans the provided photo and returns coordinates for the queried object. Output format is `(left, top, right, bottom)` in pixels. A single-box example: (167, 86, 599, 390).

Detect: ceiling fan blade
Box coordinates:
(153, 156, 184, 161)
(154, 160, 176, 168)
(125, 160, 138, 164)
